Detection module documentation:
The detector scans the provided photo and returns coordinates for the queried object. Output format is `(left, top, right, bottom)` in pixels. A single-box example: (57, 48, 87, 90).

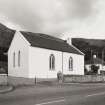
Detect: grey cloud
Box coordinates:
(72, 0, 95, 19)
(0, 0, 100, 37)
(62, 0, 96, 20)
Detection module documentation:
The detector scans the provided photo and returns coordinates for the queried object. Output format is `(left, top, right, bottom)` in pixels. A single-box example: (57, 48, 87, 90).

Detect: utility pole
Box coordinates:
(102, 48, 104, 68)
(96, 52, 98, 58)
(91, 49, 93, 64)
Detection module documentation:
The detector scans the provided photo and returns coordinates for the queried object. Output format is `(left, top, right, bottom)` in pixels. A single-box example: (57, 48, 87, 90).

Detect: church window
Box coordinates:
(69, 57, 73, 71)
(18, 51, 21, 67)
(13, 52, 15, 67)
(49, 54, 55, 70)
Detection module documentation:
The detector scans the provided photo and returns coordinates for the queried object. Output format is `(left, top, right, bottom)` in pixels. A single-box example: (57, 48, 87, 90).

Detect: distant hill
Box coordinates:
(0, 23, 15, 50)
(72, 38, 105, 47)
(72, 38, 105, 61)
(0, 23, 15, 62)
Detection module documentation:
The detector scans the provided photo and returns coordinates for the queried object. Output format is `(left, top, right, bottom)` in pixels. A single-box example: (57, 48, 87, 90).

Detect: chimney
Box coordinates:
(66, 37, 72, 45)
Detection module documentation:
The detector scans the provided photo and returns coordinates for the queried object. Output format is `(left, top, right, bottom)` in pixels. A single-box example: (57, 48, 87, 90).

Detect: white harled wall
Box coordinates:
(8, 31, 84, 79)
(29, 47, 84, 78)
(8, 31, 30, 78)
(63, 52, 84, 75)
(29, 47, 62, 78)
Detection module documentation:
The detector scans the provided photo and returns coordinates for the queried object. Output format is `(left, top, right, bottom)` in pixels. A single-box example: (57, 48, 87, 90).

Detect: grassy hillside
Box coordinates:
(0, 23, 15, 60)
(0, 23, 15, 73)
(0, 24, 15, 49)
(72, 38, 105, 61)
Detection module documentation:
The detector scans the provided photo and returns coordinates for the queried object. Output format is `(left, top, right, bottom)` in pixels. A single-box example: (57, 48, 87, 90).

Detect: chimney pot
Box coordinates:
(66, 37, 72, 45)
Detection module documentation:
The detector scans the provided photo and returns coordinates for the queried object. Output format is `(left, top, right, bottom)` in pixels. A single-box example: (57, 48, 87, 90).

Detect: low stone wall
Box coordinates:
(8, 76, 57, 86)
(8, 76, 35, 86)
(8, 75, 105, 86)
(0, 74, 7, 85)
(63, 75, 105, 83)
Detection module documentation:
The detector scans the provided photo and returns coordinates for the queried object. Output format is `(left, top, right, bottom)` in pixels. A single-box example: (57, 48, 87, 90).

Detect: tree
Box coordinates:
(91, 65, 99, 74)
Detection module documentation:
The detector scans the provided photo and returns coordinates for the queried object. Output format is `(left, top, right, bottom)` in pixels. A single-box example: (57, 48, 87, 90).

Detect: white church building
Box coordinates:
(8, 31, 84, 85)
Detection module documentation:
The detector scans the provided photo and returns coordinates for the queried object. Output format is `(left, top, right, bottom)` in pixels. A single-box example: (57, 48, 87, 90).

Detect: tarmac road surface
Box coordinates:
(0, 83, 105, 105)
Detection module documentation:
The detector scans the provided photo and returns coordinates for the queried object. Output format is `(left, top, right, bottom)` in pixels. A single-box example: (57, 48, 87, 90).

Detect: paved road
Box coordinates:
(0, 83, 105, 105)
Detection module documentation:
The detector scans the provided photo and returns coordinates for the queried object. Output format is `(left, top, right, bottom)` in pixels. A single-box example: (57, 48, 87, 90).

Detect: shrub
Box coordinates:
(91, 65, 99, 74)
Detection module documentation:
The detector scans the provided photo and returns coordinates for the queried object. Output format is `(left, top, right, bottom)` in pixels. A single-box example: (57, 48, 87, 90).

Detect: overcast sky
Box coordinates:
(0, 0, 105, 39)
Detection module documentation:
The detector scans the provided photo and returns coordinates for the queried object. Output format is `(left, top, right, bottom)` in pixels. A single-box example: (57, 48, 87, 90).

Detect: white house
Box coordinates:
(85, 55, 105, 74)
(8, 31, 84, 85)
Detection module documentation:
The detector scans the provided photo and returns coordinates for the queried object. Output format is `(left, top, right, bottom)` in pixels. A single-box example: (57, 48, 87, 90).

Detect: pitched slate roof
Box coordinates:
(20, 31, 83, 55)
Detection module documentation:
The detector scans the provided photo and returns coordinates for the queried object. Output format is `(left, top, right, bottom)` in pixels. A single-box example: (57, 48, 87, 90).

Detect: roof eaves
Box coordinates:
(70, 44, 85, 55)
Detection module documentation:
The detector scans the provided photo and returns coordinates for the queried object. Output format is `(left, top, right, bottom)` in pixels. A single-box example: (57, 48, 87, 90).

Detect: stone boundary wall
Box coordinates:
(8, 76, 37, 86)
(8, 75, 105, 86)
(8, 76, 57, 86)
(63, 75, 105, 83)
(0, 74, 7, 85)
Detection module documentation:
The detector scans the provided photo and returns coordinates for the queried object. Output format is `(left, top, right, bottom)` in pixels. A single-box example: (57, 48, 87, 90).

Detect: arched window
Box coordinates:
(18, 51, 20, 67)
(13, 52, 15, 67)
(49, 54, 55, 70)
(69, 57, 73, 71)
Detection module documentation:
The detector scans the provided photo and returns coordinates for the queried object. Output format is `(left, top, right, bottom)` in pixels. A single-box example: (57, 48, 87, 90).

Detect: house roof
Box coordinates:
(20, 31, 83, 55)
(85, 57, 105, 65)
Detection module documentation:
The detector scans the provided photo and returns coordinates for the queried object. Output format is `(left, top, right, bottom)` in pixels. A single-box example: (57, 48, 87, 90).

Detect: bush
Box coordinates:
(91, 65, 99, 74)
(0, 67, 6, 74)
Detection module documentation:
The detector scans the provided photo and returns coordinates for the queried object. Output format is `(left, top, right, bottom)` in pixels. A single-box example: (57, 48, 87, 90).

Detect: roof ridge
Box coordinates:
(20, 31, 83, 55)
(21, 31, 64, 43)
(39, 34, 64, 42)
